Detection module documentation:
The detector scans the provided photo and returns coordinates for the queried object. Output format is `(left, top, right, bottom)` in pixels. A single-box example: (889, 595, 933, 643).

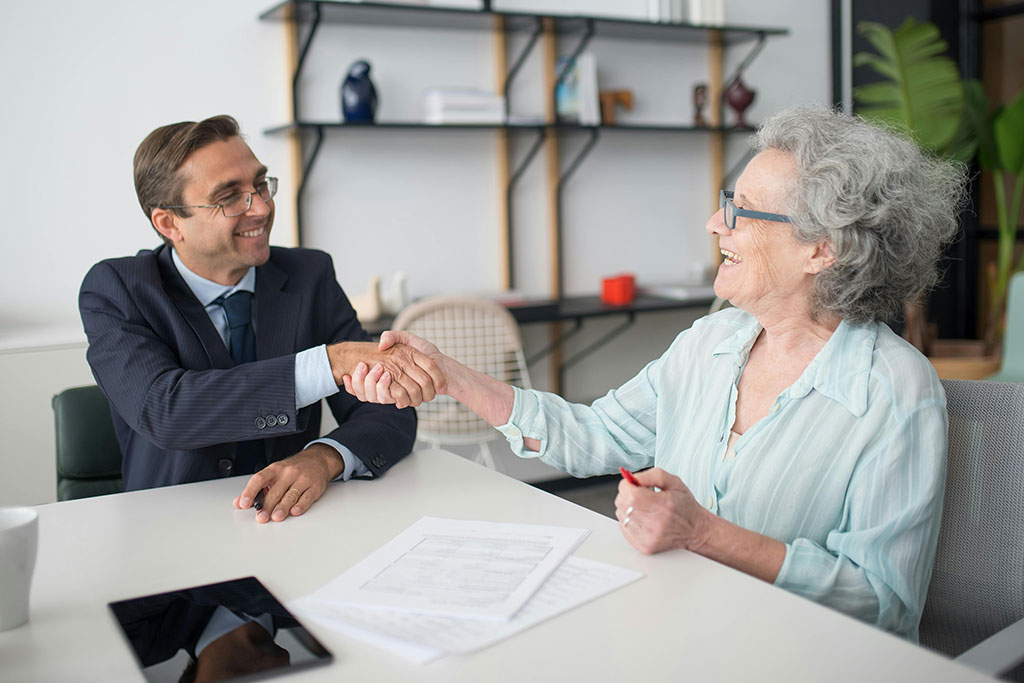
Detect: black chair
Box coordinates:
(53, 385, 123, 501)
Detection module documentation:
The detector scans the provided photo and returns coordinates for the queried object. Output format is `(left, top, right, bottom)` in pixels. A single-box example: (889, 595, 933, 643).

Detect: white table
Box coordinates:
(1, 449, 987, 682)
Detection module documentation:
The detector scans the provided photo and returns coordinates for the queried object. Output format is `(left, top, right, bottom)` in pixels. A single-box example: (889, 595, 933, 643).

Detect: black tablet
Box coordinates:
(108, 576, 333, 683)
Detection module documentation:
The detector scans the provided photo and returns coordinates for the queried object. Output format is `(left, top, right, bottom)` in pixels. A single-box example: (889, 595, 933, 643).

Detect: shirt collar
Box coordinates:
(711, 313, 876, 417)
(171, 248, 256, 307)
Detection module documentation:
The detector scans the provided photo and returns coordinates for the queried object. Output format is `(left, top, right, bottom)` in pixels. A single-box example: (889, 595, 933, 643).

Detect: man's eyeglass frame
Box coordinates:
(158, 177, 278, 218)
(719, 190, 792, 230)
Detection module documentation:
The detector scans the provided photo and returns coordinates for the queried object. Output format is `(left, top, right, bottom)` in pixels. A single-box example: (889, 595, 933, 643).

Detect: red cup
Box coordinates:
(601, 274, 635, 305)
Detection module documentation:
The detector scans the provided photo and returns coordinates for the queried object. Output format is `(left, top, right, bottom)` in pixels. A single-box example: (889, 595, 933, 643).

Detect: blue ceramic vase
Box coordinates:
(341, 60, 378, 123)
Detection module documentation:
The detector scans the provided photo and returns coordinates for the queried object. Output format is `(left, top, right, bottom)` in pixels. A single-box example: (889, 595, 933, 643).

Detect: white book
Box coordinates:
(670, 0, 685, 23)
(576, 53, 600, 126)
(688, 0, 703, 24)
(648, 0, 660, 22)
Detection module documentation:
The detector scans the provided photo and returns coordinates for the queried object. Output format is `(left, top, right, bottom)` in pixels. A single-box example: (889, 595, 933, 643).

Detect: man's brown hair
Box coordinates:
(133, 115, 240, 242)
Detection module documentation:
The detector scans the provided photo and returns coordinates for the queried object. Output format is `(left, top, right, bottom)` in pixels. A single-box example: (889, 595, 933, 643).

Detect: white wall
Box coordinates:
(0, 0, 830, 506)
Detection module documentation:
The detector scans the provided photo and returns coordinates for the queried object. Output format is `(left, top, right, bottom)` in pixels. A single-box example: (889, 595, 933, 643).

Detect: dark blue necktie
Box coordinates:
(214, 291, 262, 474)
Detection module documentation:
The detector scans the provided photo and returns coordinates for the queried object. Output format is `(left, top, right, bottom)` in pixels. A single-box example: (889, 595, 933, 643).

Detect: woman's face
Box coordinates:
(705, 149, 829, 318)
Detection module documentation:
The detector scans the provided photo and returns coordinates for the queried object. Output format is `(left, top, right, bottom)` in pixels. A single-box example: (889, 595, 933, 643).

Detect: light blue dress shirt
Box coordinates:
(497, 308, 946, 640)
(171, 249, 368, 480)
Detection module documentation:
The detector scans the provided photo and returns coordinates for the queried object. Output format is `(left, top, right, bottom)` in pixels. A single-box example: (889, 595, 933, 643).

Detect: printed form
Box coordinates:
(292, 555, 644, 664)
(306, 517, 590, 620)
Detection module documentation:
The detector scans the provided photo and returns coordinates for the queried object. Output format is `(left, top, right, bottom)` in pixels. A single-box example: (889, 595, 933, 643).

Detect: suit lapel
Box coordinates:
(254, 256, 301, 363)
(156, 246, 233, 369)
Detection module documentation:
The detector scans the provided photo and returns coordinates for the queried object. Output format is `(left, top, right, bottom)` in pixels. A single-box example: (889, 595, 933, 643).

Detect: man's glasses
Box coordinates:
(719, 190, 792, 230)
(159, 177, 278, 218)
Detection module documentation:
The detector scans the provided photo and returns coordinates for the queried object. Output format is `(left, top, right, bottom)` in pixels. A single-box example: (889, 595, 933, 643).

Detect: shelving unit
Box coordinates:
(259, 0, 787, 294)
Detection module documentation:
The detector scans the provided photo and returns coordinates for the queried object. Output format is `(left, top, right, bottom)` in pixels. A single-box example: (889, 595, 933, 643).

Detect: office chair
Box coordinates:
(391, 297, 532, 470)
(53, 384, 123, 501)
(989, 272, 1024, 382)
(919, 379, 1024, 680)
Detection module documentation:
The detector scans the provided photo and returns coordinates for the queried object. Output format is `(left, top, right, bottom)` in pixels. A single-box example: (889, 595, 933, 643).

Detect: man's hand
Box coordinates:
(341, 331, 448, 409)
(233, 443, 344, 523)
(613, 468, 713, 555)
(327, 339, 443, 409)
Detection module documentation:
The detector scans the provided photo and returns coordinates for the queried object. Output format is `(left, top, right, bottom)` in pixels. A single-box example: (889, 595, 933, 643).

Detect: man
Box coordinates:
(80, 115, 439, 523)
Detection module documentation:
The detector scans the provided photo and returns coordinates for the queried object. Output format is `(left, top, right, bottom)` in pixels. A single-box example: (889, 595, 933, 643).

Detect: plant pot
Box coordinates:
(927, 339, 1001, 380)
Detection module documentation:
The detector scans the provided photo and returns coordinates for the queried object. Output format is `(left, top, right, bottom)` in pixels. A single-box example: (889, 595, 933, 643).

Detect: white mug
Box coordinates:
(0, 506, 38, 631)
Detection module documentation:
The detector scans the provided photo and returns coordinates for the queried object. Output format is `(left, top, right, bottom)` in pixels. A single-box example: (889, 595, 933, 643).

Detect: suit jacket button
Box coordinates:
(218, 458, 233, 475)
(266, 415, 278, 427)
(372, 454, 385, 469)
(277, 414, 289, 425)
(255, 417, 267, 429)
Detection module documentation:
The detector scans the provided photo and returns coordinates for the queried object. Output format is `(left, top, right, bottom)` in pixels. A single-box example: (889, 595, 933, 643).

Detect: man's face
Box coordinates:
(164, 136, 274, 285)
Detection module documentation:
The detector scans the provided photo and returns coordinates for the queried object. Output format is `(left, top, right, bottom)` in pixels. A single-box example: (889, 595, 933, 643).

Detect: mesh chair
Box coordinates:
(919, 379, 1024, 680)
(990, 272, 1024, 382)
(391, 297, 532, 470)
(53, 385, 123, 501)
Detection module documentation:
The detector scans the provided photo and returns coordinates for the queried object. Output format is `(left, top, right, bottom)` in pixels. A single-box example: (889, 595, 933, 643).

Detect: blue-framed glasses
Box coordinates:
(719, 190, 792, 230)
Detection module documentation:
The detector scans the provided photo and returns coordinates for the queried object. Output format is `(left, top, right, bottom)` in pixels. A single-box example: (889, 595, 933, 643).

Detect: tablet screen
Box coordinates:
(109, 576, 332, 682)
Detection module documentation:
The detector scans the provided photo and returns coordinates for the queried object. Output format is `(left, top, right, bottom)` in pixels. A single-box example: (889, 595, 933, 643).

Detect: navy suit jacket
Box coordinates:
(79, 244, 416, 490)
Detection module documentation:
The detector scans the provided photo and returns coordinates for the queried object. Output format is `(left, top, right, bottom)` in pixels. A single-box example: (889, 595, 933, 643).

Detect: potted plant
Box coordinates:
(854, 18, 1024, 377)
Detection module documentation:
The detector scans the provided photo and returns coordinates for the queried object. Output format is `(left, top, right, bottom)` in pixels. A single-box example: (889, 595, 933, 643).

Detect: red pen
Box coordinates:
(619, 467, 662, 492)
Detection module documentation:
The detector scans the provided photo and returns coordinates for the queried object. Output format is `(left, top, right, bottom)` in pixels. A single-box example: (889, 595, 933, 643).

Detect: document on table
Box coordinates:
(310, 516, 590, 620)
(291, 555, 643, 664)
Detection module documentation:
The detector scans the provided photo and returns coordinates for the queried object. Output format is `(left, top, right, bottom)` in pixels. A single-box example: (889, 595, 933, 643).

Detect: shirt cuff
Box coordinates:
(494, 387, 544, 457)
(295, 344, 339, 410)
(308, 437, 370, 481)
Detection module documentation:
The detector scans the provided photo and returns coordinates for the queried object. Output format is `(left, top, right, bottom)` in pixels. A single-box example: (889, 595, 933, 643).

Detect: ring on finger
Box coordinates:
(623, 516, 631, 528)
(625, 506, 634, 516)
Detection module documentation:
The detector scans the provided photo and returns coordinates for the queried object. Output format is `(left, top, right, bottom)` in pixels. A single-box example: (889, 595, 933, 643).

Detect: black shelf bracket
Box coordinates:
(561, 313, 636, 371)
(527, 318, 583, 366)
(295, 125, 324, 244)
(292, 3, 323, 123)
(555, 126, 600, 295)
(503, 17, 543, 119)
(722, 31, 766, 88)
(505, 126, 547, 290)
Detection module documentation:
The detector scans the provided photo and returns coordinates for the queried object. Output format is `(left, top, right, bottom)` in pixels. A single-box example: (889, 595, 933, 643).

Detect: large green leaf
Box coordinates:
(994, 89, 1024, 173)
(962, 80, 999, 170)
(853, 18, 964, 153)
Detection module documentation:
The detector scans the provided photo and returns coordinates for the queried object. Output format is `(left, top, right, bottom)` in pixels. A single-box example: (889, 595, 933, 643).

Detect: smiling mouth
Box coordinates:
(235, 226, 266, 238)
(720, 248, 742, 266)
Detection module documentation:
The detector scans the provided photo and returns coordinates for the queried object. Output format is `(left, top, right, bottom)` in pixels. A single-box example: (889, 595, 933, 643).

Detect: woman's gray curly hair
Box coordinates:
(753, 106, 968, 324)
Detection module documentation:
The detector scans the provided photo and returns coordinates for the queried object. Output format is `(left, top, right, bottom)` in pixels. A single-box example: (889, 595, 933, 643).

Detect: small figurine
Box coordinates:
(341, 60, 378, 123)
(598, 90, 634, 125)
(693, 83, 708, 127)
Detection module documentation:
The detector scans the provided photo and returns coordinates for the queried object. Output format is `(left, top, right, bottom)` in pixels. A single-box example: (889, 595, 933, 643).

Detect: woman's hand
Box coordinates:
(342, 330, 447, 408)
(614, 468, 714, 555)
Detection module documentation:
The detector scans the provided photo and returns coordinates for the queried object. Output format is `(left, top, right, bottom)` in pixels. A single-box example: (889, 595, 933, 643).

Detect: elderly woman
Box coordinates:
(346, 107, 966, 640)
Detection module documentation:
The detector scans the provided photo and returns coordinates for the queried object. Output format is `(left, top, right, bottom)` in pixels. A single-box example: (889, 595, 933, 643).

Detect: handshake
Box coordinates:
(329, 331, 447, 409)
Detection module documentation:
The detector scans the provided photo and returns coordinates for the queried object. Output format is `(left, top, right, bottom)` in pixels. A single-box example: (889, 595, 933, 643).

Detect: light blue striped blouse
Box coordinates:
(497, 308, 946, 640)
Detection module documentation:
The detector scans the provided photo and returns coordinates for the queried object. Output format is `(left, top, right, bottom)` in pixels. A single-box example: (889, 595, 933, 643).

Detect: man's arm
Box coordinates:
(80, 260, 301, 450)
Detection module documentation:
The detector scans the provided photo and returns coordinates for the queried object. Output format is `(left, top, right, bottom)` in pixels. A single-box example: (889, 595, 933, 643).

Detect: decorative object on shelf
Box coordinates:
(601, 274, 636, 306)
(423, 88, 505, 124)
(556, 53, 599, 125)
(723, 77, 755, 127)
(341, 60, 378, 123)
(688, 0, 725, 26)
(350, 275, 382, 323)
(598, 90, 634, 125)
(380, 272, 409, 316)
(693, 83, 708, 127)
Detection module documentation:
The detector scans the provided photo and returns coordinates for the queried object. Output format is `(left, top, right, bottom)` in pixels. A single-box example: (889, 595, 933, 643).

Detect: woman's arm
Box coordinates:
(343, 330, 542, 451)
(616, 468, 786, 583)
